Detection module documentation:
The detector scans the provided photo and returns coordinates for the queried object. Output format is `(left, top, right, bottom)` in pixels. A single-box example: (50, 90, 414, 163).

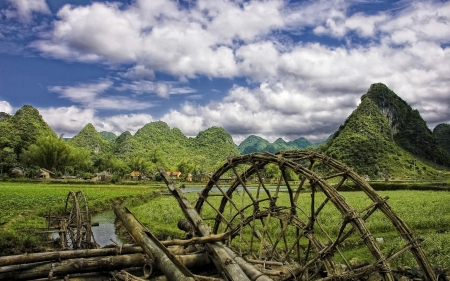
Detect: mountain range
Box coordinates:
(1, 83, 449, 178)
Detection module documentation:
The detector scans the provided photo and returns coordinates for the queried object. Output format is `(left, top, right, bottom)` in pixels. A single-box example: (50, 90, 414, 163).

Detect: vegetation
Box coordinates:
(324, 85, 449, 179)
(238, 135, 314, 154)
(99, 131, 117, 142)
(365, 83, 450, 166)
(68, 123, 112, 154)
(131, 189, 450, 268)
(0, 182, 163, 255)
(434, 123, 450, 155)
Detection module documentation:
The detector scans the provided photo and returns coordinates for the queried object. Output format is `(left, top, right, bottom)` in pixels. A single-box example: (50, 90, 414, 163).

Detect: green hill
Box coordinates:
(238, 135, 314, 154)
(99, 131, 117, 142)
(238, 135, 271, 154)
(193, 126, 239, 168)
(0, 105, 56, 155)
(113, 131, 138, 158)
(364, 83, 450, 166)
(0, 105, 57, 173)
(68, 123, 112, 154)
(324, 84, 448, 179)
(434, 123, 450, 155)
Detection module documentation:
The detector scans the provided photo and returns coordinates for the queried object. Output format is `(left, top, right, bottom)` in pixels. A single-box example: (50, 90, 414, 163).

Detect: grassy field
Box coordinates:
(131, 188, 450, 268)
(0, 181, 166, 255)
(1, 181, 449, 269)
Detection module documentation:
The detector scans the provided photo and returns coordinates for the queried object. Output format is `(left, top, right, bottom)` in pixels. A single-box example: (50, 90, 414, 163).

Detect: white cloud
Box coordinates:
(0, 101, 13, 114)
(38, 106, 154, 137)
(20, 0, 450, 141)
(48, 80, 156, 110)
(3, 0, 50, 23)
(121, 65, 155, 80)
(38, 106, 96, 136)
(117, 81, 196, 98)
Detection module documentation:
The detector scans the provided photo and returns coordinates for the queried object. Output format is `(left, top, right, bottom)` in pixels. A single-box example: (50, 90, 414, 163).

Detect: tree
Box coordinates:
(0, 147, 17, 175)
(20, 136, 72, 173)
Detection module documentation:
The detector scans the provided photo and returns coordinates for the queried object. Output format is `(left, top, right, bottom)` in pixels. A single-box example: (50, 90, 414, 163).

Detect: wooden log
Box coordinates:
(161, 233, 229, 247)
(110, 270, 146, 281)
(0, 246, 143, 267)
(30, 272, 111, 281)
(113, 206, 195, 281)
(222, 246, 273, 281)
(0, 253, 146, 280)
(159, 168, 251, 281)
(150, 274, 225, 281)
(0, 253, 210, 277)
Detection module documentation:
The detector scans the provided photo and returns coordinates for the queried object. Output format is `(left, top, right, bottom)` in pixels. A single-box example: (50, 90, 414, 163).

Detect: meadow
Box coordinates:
(0, 181, 165, 254)
(131, 189, 450, 268)
(1, 181, 449, 269)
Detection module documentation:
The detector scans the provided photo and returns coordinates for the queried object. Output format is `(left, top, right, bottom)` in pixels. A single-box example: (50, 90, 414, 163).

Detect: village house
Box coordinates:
(40, 168, 55, 179)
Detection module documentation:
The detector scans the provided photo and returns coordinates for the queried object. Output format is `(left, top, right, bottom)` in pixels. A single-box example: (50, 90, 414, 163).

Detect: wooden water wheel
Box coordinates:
(194, 151, 436, 281)
(62, 190, 97, 250)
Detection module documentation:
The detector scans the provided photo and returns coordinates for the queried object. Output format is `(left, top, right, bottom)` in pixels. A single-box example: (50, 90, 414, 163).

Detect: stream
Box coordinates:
(91, 210, 124, 247)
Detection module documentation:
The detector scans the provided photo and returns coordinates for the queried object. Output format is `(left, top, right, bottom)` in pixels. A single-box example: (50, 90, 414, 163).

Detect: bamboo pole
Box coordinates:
(0, 246, 143, 267)
(159, 167, 252, 281)
(113, 206, 196, 281)
(110, 270, 147, 281)
(0, 253, 146, 280)
(222, 246, 273, 281)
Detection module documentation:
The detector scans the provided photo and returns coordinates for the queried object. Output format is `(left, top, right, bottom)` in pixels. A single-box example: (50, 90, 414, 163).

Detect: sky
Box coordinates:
(0, 0, 449, 144)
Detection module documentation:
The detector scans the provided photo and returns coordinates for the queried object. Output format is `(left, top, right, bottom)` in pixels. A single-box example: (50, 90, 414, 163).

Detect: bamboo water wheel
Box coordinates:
(63, 190, 97, 250)
(47, 190, 97, 250)
(194, 151, 436, 281)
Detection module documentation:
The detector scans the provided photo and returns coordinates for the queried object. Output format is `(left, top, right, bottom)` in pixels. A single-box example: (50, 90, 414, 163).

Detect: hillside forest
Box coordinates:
(0, 83, 449, 181)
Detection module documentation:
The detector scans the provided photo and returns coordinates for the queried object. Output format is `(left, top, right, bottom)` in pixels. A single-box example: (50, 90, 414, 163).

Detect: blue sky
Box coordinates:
(0, 0, 449, 143)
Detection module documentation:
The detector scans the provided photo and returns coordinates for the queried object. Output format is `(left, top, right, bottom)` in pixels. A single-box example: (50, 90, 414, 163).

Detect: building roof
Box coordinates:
(40, 168, 55, 175)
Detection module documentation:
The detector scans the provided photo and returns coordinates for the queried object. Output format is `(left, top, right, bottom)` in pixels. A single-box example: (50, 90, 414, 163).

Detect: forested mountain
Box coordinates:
(238, 135, 313, 154)
(434, 123, 450, 155)
(0, 105, 56, 173)
(66, 121, 240, 172)
(324, 84, 449, 179)
(68, 123, 112, 154)
(364, 83, 450, 166)
(1, 90, 449, 181)
(114, 131, 138, 158)
(99, 131, 117, 142)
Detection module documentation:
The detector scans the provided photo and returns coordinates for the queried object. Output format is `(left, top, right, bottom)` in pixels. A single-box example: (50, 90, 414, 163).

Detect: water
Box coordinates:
(91, 210, 124, 247)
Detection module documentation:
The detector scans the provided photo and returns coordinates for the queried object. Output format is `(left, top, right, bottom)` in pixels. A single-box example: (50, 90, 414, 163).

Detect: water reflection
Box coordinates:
(91, 210, 124, 247)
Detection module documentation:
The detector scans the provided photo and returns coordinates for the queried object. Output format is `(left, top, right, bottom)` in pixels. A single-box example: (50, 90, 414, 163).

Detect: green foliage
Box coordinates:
(238, 135, 314, 154)
(10, 106, 56, 154)
(20, 136, 71, 173)
(98, 131, 117, 142)
(68, 123, 112, 154)
(238, 135, 271, 154)
(132, 190, 450, 268)
(0, 182, 158, 255)
(0, 106, 56, 174)
(114, 131, 138, 158)
(324, 84, 450, 178)
(365, 83, 450, 166)
(434, 123, 450, 155)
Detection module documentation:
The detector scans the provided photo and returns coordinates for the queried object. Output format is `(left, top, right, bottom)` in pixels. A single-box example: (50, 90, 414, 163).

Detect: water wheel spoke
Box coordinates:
(252, 162, 275, 204)
(193, 152, 436, 281)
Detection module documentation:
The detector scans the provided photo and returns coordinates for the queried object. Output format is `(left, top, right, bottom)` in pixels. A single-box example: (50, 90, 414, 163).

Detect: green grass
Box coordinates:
(130, 189, 450, 268)
(0, 182, 164, 255)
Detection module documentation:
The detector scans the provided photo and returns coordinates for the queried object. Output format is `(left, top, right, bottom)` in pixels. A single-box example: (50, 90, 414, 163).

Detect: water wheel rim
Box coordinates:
(194, 152, 436, 281)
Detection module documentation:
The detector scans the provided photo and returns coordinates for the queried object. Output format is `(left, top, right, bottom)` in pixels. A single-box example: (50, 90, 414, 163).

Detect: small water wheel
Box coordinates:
(47, 190, 98, 250)
(63, 190, 97, 249)
(194, 151, 436, 281)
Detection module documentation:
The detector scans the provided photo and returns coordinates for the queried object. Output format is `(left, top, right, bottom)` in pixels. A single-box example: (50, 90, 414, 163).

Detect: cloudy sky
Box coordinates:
(0, 0, 449, 144)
